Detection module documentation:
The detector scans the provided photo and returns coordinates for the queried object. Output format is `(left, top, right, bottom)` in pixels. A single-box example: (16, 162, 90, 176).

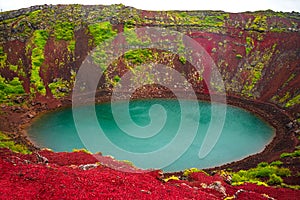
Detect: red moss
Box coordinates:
(1, 148, 299, 199)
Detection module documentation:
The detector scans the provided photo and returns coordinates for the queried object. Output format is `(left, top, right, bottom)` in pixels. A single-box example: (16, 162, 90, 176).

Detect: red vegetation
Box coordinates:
(1, 148, 299, 199)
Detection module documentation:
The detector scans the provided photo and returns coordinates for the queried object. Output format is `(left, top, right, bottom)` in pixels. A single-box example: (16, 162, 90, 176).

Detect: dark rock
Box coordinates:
(286, 122, 293, 129)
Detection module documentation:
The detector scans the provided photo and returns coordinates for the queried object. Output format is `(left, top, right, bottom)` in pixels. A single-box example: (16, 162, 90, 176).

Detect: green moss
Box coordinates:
(285, 94, 300, 107)
(29, 10, 41, 19)
(280, 150, 300, 158)
(230, 162, 290, 187)
(179, 56, 187, 64)
(54, 22, 74, 41)
(0, 75, 25, 103)
(267, 174, 283, 185)
(270, 160, 283, 167)
(245, 37, 254, 56)
(72, 148, 91, 154)
(0, 131, 31, 154)
(88, 21, 117, 46)
(30, 30, 48, 96)
(242, 45, 275, 97)
(67, 40, 76, 52)
(9, 65, 18, 72)
(183, 168, 209, 177)
(48, 78, 69, 98)
(0, 46, 7, 68)
(279, 92, 291, 104)
(281, 183, 300, 190)
(236, 54, 243, 59)
(124, 49, 153, 65)
(246, 15, 267, 32)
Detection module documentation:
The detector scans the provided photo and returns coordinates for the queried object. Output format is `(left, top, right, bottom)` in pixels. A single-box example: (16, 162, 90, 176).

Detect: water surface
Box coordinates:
(27, 99, 274, 171)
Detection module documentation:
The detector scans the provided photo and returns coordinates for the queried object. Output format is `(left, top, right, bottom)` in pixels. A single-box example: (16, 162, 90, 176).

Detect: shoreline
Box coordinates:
(1, 89, 299, 172)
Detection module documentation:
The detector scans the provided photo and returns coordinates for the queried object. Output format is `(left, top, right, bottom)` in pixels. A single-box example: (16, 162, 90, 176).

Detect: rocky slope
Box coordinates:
(0, 4, 299, 114)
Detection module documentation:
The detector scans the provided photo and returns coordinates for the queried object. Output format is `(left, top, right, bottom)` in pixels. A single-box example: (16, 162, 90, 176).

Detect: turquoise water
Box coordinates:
(27, 99, 274, 171)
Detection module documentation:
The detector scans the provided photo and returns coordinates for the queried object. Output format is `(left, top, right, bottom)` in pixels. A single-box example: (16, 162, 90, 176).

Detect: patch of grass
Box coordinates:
(245, 37, 254, 56)
(54, 22, 74, 41)
(270, 160, 283, 166)
(246, 15, 267, 32)
(280, 150, 300, 158)
(0, 75, 25, 103)
(230, 162, 290, 187)
(48, 78, 69, 98)
(0, 132, 31, 154)
(179, 56, 187, 64)
(9, 65, 18, 72)
(0, 46, 7, 68)
(30, 30, 48, 96)
(281, 183, 300, 190)
(183, 168, 209, 177)
(285, 94, 300, 107)
(72, 148, 91, 154)
(88, 21, 117, 46)
(267, 174, 283, 185)
(67, 40, 76, 52)
(124, 49, 153, 65)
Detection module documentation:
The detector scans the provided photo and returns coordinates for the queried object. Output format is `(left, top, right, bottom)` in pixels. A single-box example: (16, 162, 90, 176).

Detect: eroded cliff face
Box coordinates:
(0, 4, 299, 118)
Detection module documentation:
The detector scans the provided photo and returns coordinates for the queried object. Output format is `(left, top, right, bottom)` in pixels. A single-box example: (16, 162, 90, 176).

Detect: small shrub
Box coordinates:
(0, 132, 31, 154)
(267, 174, 283, 185)
(183, 168, 208, 177)
(257, 162, 269, 168)
(179, 56, 187, 64)
(280, 150, 300, 158)
(270, 160, 283, 166)
(72, 148, 91, 154)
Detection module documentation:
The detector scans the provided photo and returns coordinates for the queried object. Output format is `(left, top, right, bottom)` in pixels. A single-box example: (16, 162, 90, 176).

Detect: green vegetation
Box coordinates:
(0, 131, 31, 154)
(68, 40, 76, 52)
(88, 21, 117, 46)
(30, 30, 49, 96)
(230, 162, 291, 186)
(164, 12, 229, 33)
(267, 174, 283, 185)
(270, 160, 283, 166)
(242, 44, 276, 97)
(48, 78, 69, 98)
(245, 37, 254, 56)
(122, 22, 153, 65)
(285, 94, 300, 107)
(163, 175, 179, 182)
(0, 46, 7, 68)
(54, 22, 74, 41)
(9, 64, 18, 72)
(280, 150, 300, 158)
(179, 56, 187, 64)
(246, 15, 268, 32)
(72, 148, 91, 154)
(236, 54, 243, 59)
(124, 49, 153, 65)
(0, 75, 25, 103)
(279, 92, 291, 104)
(183, 168, 209, 177)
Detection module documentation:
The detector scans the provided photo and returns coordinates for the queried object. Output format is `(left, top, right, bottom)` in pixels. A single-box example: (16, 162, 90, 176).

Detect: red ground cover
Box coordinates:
(1, 148, 299, 199)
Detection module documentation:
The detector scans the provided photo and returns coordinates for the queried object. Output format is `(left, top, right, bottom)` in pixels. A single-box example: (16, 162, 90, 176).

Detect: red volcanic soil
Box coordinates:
(1, 148, 299, 200)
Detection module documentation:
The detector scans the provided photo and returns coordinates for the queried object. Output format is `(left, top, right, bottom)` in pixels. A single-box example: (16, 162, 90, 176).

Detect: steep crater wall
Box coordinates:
(0, 4, 299, 133)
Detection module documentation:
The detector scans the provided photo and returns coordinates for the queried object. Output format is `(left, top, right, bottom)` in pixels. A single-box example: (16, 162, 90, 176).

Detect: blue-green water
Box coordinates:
(27, 99, 274, 171)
